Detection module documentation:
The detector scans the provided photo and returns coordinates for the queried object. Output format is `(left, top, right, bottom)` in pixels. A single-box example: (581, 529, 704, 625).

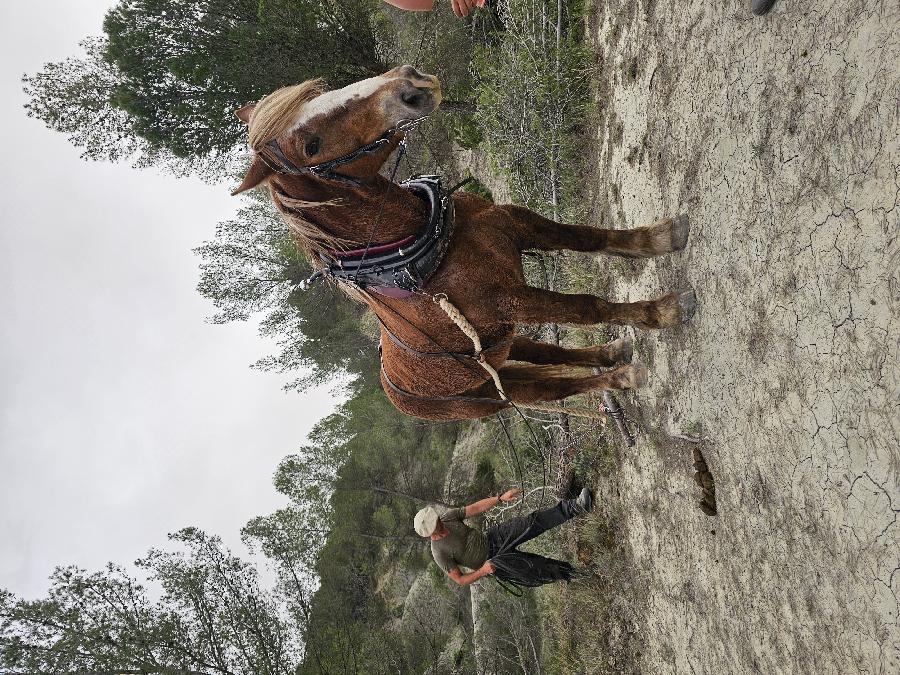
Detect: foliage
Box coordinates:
(23, 0, 385, 176)
(194, 192, 375, 390)
(240, 375, 461, 673)
(103, 0, 384, 157)
(472, 0, 594, 218)
(0, 528, 301, 675)
(20, 37, 224, 178)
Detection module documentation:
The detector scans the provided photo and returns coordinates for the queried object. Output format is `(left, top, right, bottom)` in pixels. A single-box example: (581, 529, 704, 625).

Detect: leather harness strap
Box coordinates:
(380, 363, 510, 408)
(377, 314, 515, 361)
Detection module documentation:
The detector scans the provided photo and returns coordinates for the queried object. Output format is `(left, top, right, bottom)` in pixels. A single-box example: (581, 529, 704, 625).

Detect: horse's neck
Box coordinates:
(274, 174, 427, 247)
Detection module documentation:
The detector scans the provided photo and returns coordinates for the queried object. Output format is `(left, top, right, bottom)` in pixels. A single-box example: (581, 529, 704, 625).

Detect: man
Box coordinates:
(381, 0, 486, 19)
(414, 487, 593, 588)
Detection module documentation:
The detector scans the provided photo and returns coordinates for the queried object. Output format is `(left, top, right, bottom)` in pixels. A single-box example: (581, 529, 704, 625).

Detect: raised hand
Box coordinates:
(451, 0, 486, 18)
(499, 488, 522, 503)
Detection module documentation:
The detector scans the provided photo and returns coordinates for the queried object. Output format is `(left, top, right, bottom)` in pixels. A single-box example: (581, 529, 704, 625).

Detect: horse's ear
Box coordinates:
(231, 155, 273, 195)
(235, 102, 256, 124)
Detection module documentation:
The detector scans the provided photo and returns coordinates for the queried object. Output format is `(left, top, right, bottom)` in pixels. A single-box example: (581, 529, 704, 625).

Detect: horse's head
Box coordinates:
(232, 66, 441, 195)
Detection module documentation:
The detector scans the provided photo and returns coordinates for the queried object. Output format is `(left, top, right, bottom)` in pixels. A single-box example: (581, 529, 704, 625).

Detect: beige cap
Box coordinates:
(414, 506, 439, 537)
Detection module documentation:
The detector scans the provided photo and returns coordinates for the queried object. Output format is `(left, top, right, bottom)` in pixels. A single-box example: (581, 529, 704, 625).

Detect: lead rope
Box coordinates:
(431, 294, 609, 422)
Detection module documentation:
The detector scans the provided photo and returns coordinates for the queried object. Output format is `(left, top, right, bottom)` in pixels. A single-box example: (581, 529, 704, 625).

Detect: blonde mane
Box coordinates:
(247, 79, 353, 252)
(247, 79, 326, 150)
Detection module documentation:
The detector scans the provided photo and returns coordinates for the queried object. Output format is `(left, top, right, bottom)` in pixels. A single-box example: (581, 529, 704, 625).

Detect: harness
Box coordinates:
(259, 115, 459, 298)
(314, 176, 455, 298)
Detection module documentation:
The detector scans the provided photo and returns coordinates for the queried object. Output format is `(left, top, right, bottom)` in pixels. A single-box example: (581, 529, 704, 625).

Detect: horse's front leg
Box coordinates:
(501, 204, 690, 258)
(498, 286, 697, 329)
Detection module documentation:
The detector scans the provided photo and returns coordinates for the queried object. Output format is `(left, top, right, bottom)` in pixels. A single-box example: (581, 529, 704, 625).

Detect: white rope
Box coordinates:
(434, 293, 507, 399)
(433, 294, 608, 422)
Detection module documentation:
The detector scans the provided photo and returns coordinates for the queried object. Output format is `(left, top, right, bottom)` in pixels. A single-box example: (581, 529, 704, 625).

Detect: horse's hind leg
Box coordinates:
(494, 362, 648, 404)
(503, 204, 689, 258)
(500, 286, 697, 329)
(508, 336, 633, 367)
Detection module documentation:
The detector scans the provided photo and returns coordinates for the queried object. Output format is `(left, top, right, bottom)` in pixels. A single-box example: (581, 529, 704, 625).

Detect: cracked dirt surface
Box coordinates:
(586, 0, 900, 672)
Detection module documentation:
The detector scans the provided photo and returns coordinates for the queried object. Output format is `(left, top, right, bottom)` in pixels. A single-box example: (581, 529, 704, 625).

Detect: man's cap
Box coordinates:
(414, 506, 439, 537)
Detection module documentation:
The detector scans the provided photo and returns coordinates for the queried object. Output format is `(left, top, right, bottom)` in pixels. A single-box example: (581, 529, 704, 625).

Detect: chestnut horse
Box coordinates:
(232, 66, 696, 421)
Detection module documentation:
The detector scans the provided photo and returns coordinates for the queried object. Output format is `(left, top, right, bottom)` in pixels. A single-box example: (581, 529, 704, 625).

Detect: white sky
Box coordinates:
(0, 2, 337, 598)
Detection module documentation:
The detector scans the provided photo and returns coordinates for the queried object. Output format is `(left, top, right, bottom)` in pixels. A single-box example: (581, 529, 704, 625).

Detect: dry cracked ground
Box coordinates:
(582, 0, 900, 672)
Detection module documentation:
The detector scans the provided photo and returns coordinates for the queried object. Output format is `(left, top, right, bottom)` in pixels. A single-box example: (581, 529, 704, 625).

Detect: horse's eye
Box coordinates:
(305, 137, 321, 157)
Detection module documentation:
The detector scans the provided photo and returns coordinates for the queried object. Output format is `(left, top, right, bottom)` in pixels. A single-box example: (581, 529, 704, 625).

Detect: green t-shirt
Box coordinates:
(430, 506, 489, 573)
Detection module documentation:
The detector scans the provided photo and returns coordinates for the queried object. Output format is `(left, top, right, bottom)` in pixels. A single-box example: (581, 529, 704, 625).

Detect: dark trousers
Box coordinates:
(485, 498, 580, 587)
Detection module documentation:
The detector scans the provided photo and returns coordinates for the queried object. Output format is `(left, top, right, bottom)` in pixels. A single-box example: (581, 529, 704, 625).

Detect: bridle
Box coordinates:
(258, 116, 429, 185)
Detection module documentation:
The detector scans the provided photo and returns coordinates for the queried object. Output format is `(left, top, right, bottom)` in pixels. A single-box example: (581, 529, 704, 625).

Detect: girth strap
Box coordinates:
(376, 314, 513, 361)
(380, 363, 510, 408)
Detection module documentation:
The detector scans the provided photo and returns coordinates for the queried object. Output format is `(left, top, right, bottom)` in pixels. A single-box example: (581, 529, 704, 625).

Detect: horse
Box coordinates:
(231, 65, 696, 422)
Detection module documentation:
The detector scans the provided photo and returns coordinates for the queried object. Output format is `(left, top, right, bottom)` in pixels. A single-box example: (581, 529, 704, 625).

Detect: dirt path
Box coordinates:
(587, 1, 900, 672)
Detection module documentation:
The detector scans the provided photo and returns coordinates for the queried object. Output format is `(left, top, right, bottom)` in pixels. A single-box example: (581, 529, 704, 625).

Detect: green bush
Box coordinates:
(472, 1, 594, 219)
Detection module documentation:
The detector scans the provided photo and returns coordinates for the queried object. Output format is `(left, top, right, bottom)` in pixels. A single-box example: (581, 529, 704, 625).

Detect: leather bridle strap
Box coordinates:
(260, 116, 429, 184)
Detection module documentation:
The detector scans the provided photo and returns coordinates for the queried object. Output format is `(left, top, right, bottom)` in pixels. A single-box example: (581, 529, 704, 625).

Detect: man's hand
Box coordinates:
(451, 0, 485, 18)
(464, 488, 520, 518)
(499, 488, 522, 503)
(448, 561, 495, 585)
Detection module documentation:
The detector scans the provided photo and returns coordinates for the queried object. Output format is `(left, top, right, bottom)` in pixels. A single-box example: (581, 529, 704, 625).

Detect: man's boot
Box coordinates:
(751, 0, 778, 15)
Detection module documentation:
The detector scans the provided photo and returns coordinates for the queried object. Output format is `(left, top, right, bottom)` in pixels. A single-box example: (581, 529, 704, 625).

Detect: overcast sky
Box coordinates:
(0, 2, 338, 599)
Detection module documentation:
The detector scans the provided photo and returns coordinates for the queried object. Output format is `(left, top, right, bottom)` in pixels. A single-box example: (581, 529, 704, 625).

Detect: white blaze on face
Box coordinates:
(291, 76, 390, 129)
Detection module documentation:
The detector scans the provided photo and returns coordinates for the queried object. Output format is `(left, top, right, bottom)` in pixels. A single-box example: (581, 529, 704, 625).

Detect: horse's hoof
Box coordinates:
(671, 213, 690, 251)
(607, 335, 633, 364)
(628, 362, 649, 388)
(676, 288, 697, 323)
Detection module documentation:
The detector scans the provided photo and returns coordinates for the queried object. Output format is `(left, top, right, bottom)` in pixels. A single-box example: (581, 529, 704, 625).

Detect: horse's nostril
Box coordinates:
(401, 89, 425, 107)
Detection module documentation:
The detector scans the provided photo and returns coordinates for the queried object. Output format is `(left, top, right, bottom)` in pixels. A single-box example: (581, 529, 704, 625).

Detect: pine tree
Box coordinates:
(0, 529, 301, 674)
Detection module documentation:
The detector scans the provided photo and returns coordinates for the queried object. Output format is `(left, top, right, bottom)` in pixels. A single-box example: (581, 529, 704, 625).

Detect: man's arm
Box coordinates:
(463, 488, 522, 518)
(447, 561, 495, 585)
(379, 0, 485, 18)
(380, 0, 434, 10)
